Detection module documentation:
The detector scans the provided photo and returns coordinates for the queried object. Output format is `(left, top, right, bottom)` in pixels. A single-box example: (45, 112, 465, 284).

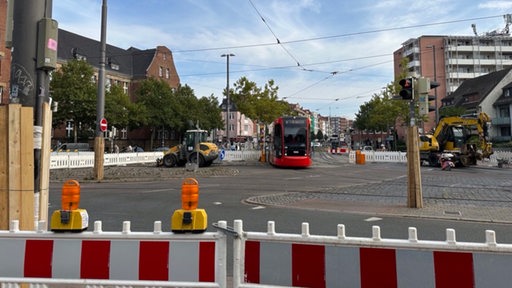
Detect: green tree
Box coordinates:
(105, 84, 146, 130)
(439, 105, 466, 118)
(50, 59, 97, 142)
(171, 85, 223, 136)
(231, 77, 290, 125)
(135, 78, 178, 148)
(196, 95, 224, 132)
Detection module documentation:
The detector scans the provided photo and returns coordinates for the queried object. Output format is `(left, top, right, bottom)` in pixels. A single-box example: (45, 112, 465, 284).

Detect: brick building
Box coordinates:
(53, 29, 180, 149)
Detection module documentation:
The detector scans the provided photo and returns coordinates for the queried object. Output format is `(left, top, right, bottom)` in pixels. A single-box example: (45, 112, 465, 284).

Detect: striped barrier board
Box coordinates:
(244, 241, 512, 287)
(234, 220, 512, 288)
(0, 221, 225, 286)
(0, 238, 215, 281)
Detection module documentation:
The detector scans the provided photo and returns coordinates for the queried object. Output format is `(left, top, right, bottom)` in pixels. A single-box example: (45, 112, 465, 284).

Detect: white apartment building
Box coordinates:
(394, 32, 512, 134)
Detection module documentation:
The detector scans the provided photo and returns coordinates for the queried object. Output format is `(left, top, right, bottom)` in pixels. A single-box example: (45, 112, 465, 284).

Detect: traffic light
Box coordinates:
(399, 78, 414, 100)
(417, 77, 439, 116)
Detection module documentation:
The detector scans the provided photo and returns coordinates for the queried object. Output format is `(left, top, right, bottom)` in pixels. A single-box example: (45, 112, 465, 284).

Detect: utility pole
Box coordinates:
(9, 0, 56, 228)
(94, 0, 107, 180)
(221, 53, 234, 143)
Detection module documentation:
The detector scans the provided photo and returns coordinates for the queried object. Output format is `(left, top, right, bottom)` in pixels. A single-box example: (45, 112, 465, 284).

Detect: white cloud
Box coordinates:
(52, 0, 512, 118)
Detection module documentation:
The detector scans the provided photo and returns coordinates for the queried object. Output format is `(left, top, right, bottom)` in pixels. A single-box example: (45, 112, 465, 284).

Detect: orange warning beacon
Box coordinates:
(171, 178, 207, 233)
(50, 179, 89, 232)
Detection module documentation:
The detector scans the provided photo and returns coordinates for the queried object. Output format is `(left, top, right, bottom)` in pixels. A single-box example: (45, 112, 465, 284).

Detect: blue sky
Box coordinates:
(53, 0, 512, 119)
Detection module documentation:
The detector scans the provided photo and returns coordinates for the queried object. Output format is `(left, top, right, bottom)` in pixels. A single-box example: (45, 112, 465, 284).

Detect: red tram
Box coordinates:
(268, 116, 312, 168)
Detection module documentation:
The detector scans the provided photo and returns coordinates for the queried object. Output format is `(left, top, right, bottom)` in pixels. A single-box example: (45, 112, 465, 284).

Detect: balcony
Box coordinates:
(492, 117, 511, 125)
(447, 72, 487, 79)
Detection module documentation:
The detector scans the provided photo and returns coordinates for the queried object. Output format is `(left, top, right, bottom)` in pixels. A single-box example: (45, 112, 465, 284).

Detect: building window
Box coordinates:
(110, 63, 120, 70)
(500, 106, 510, 118)
(159, 66, 163, 77)
(120, 128, 127, 140)
(106, 78, 112, 92)
(123, 82, 128, 94)
(166, 68, 170, 79)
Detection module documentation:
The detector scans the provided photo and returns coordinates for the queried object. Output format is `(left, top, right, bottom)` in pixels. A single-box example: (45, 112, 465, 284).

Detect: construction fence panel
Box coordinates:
(0, 220, 227, 288)
(231, 220, 512, 288)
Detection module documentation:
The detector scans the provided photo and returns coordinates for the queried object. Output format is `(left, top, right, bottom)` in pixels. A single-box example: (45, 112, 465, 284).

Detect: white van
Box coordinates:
(54, 143, 90, 152)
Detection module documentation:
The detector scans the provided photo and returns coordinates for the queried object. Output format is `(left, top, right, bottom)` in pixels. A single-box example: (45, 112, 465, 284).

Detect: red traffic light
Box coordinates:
(399, 78, 414, 100)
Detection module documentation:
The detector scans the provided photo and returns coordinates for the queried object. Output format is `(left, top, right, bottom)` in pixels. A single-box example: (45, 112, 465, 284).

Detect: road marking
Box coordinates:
(364, 217, 382, 222)
(252, 206, 266, 210)
(212, 202, 222, 205)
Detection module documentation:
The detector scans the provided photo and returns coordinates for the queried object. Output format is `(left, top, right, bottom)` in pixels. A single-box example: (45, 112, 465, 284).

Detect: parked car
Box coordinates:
(53, 142, 90, 152)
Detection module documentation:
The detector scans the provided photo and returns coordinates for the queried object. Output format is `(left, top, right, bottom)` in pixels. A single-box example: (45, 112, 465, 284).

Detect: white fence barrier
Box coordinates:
(50, 152, 164, 169)
(50, 150, 262, 169)
(349, 150, 512, 165)
(217, 150, 261, 162)
(49, 150, 510, 169)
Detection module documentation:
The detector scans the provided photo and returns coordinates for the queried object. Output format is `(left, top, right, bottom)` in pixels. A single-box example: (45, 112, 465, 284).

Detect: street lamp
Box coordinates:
(221, 53, 235, 143)
(427, 45, 438, 124)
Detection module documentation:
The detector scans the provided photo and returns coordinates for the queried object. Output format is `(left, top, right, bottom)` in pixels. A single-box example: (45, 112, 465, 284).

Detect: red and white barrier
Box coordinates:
(0, 220, 225, 287)
(234, 221, 512, 288)
(4, 220, 512, 288)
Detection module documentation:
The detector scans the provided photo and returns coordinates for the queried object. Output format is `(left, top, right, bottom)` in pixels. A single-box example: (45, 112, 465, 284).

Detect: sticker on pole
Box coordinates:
(100, 118, 108, 132)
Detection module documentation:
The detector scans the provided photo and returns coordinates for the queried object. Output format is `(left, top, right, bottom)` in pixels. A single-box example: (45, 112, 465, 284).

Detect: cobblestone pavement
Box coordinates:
(246, 158, 512, 223)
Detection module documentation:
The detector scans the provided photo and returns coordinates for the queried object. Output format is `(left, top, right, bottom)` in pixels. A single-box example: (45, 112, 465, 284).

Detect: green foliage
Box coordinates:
(230, 77, 291, 125)
(439, 105, 466, 117)
(105, 84, 146, 129)
(135, 77, 177, 129)
(353, 82, 407, 132)
(196, 95, 224, 132)
(135, 80, 223, 140)
(50, 59, 97, 141)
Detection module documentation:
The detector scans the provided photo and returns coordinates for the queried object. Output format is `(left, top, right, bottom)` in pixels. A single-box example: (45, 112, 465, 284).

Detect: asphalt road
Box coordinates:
(48, 152, 512, 244)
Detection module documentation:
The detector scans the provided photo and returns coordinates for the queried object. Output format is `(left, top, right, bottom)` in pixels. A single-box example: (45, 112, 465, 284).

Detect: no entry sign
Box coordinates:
(100, 118, 108, 132)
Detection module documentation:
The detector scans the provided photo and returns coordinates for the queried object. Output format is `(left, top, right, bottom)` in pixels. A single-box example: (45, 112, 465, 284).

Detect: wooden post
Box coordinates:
(0, 104, 35, 230)
(38, 102, 52, 223)
(0, 106, 8, 229)
(407, 126, 423, 208)
(94, 137, 105, 180)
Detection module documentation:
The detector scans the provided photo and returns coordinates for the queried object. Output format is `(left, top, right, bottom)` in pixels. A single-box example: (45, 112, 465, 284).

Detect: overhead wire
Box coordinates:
(247, 0, 308, 71)
(172, 15, 503, 53)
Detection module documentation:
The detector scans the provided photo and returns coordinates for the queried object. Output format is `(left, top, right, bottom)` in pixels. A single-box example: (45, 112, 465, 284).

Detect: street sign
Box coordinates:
(100, 118, 108, 132)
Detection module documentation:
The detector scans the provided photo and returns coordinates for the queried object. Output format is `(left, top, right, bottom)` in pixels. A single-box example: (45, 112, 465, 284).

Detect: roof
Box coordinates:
(446, 67, 512, 109)
(57, 29, 165, 79)
(58, 29, 134, 76)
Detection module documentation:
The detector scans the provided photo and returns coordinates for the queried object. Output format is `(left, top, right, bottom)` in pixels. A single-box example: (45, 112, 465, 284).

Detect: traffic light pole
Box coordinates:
(398, 77, 424, 208)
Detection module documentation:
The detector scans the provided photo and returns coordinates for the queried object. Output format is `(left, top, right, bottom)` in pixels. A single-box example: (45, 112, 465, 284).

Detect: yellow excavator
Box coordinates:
(157, 129, 219, 167)
(419, 112, 493, 167)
